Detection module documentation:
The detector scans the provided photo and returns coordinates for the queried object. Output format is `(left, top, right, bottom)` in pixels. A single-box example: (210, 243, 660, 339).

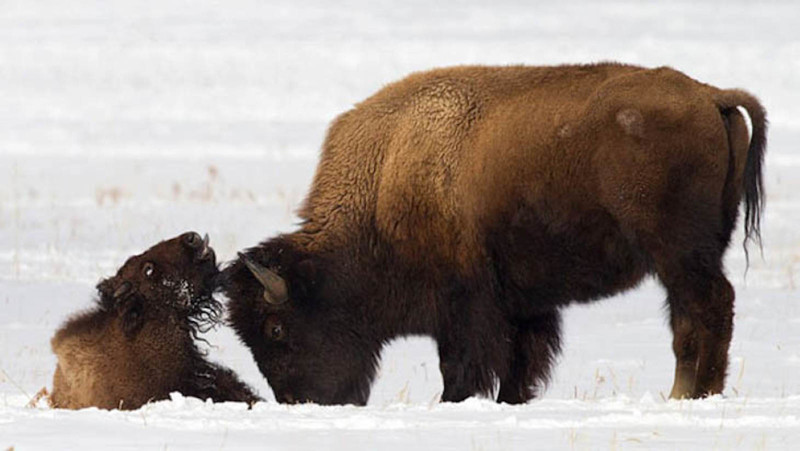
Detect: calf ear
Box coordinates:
(119, 297, 145, 338)
(97, 277, 132, 301)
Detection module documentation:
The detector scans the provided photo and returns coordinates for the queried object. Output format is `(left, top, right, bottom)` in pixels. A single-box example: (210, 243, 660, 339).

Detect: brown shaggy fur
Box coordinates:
(224, 63, 766, 405)
(49, 232, 260, 410)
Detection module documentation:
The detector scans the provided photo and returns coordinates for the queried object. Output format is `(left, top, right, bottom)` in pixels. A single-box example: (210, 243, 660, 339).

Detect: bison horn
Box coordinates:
(238, 252, 289, 305)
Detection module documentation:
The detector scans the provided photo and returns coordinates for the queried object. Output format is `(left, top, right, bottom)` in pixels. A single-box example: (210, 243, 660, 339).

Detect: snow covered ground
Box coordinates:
(1, 0, 799, 449)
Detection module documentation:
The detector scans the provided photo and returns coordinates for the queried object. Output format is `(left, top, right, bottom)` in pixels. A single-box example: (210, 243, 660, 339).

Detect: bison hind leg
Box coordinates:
(652, 239, 734, 400)
(664, 266, 734, 399)
(496, 310, 563, 404)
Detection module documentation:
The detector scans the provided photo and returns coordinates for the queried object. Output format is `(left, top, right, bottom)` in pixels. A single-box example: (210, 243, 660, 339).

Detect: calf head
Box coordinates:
(94, 231, 219, 340)
(49, 232, 224, 409)
(221, 239, 379, 406)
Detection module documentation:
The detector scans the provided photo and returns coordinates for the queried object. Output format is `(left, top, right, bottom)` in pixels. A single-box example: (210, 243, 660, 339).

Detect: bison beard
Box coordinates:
(223, 63, 766, 405)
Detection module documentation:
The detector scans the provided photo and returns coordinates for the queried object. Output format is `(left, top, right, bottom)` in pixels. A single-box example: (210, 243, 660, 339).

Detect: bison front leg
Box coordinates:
(437, 341, 494, 403)
(496, 311, 562, 404)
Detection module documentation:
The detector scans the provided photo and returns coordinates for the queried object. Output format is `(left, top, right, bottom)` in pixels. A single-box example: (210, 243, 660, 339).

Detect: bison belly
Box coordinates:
(489, 204, 650, 315)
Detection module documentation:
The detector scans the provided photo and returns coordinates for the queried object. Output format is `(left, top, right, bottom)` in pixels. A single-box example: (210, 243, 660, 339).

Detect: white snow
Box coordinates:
(1, 0, 799, 449)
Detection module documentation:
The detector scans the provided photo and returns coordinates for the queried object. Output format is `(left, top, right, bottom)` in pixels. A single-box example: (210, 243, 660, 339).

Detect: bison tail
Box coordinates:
(715, 89, 768, 250)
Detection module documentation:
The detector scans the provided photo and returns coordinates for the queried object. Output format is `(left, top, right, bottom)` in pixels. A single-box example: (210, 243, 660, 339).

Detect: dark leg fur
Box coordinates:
(668, 311, 699, 398)
(438, 340, 497, 402)
(496, 311, 562, 404)
(692, 275, 734, 396)
(437, 286, 510, 402)
(208, 364, 262, 405)
(185, 362, 262, 406)
(659, 251, 734, 399)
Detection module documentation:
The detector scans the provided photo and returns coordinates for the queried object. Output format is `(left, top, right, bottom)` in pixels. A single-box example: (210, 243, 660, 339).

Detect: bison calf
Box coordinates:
(49, 232, 260, 410)
(223, 63, 766, 405)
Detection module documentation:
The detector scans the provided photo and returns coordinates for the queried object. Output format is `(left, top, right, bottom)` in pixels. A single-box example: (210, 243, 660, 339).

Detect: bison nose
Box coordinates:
(281, 393, 296, 404)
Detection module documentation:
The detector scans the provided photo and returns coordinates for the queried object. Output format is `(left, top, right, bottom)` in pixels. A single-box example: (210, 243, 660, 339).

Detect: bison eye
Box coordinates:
(271, 324, 284, 340)
(264, 316, 285, 341)
(142, 262, 155, 278)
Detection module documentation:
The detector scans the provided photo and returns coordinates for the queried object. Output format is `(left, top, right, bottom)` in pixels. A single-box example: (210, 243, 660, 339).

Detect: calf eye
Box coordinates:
(142, 262, 155, 278)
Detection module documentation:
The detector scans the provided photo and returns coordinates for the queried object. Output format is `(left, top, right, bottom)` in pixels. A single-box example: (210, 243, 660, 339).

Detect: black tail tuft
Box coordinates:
(716, 89, 768, 254)
(741, 97, 767, 251)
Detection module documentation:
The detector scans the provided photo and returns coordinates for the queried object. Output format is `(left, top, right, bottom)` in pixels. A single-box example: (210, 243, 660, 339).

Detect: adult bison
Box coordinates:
(222, 63, 766, 405)
(49, 232, 260, 409)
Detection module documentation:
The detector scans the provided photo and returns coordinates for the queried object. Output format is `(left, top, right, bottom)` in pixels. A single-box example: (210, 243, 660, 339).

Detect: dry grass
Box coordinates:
(0, 368, 29, 399)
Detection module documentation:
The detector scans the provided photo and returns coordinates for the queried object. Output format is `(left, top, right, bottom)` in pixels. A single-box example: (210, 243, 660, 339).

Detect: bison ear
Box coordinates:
(291, 258, 322, 300)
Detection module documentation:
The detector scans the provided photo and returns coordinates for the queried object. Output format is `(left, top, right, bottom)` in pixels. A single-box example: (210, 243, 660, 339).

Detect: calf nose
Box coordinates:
(196, 233, 214, 262)
(185, 231, 213, 261)
(182, 231, 203, 248)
